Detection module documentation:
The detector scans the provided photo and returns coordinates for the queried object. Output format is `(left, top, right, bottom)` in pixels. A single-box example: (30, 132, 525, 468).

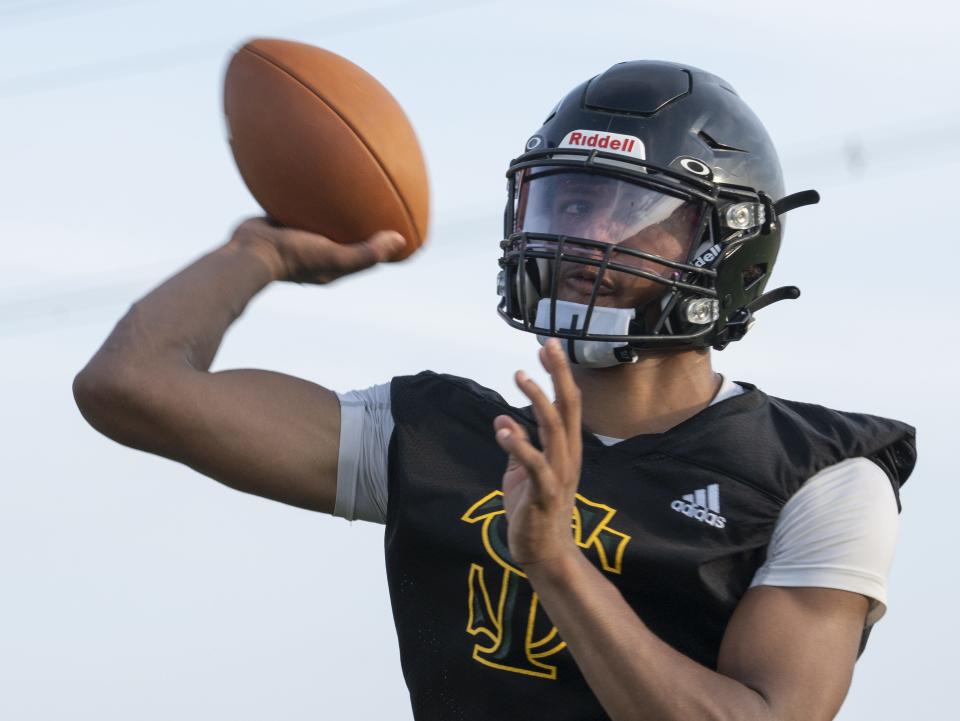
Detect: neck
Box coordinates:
(572, 349, 721, 438)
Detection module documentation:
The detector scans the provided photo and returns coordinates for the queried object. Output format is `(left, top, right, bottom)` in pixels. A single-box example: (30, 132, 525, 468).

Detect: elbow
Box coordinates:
(72, 358, 150, 443)
(73, 363, 112, 416)
(73, 352, 196, 455)
(73, 363, 127, 434)
(73, 303, 192, 446)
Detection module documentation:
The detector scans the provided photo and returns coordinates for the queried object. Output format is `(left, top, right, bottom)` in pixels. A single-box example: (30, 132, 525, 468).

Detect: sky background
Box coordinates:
(1, 0, 956, 718)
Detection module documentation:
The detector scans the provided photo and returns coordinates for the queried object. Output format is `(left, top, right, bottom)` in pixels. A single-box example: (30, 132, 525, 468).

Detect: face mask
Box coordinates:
(534, 299, 638, 368)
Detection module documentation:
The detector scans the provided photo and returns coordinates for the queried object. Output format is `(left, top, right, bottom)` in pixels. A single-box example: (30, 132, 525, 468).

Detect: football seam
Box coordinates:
(240, 44, 422, 245)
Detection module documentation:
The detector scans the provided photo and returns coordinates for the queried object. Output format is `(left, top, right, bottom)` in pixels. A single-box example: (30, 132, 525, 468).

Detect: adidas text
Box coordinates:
(670, 500, 727, 528)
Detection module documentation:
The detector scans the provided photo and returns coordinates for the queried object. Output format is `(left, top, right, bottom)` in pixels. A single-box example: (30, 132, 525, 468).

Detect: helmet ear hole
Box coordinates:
(510, 258, 545, 322)
(525, 258, 542, 291)
(742, 263, 767, 291)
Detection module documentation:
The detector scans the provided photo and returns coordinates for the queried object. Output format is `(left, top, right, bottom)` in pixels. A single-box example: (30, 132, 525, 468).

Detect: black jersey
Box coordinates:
(384, 372, 916, 721)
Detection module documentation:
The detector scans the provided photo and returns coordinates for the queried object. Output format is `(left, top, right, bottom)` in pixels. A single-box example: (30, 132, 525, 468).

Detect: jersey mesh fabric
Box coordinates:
(334, 377, 899, 626)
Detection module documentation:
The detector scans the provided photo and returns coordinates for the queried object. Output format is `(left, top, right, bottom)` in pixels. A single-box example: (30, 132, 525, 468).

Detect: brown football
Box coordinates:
(223, 38, 429, 259)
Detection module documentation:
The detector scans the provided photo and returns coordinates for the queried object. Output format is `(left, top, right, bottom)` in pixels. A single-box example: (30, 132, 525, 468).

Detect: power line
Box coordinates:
(4, 115, 960, 332)
(782, 117, 960, 177)
(1, 117, 958, 332)
(1, 122, 957, 335)
(0, 0, 80, 13)
(0, 0, 139, 22)
(0, 213, 493, 334)
(0, 277, 154, 336)
(1, 0, 956, 329)
(0, 0, 502, 99)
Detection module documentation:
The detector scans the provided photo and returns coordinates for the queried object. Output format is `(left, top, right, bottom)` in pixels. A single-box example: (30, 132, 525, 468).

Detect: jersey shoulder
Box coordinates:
(390, 371, 516, 423)
(639, 382, 916, 507)
(763, 390, 917, 497)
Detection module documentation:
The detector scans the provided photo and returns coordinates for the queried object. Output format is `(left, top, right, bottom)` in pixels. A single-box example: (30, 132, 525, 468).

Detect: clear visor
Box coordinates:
(515, 168, 703, 270)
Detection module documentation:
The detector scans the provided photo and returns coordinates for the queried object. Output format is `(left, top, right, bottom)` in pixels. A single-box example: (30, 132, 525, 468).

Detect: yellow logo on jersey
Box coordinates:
(460, 490, 631, 680)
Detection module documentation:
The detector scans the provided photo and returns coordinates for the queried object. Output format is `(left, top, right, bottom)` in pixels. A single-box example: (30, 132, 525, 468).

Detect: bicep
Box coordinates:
(718, 585, 868, 721)
(717, 458, 900, 721)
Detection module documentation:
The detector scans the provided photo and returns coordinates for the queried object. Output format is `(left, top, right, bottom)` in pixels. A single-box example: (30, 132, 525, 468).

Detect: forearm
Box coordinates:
(83, 235, 282, 375)
(525, 551, 773, 721)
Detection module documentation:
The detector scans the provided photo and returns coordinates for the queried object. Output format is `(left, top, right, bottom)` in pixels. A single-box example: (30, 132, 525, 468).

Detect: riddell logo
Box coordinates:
(693, 243, 722, 268)
(670, 483, 727, 529)
(559, 130, 646, 159)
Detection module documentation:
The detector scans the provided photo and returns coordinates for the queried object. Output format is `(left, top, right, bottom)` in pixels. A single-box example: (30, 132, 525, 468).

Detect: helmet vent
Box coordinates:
(543, 99, 561, 125)
(698, 130, 747, 153)
(742, 264, 768, 291)
(584, 62, 691, 116)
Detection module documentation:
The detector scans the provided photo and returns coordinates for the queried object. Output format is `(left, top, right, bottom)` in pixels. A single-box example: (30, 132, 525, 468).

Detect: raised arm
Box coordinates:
(72, 218, 405, 513)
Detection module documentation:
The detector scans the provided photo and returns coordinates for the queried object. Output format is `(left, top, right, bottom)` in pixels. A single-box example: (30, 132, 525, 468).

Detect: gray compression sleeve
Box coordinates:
(334, 382, 393, 524)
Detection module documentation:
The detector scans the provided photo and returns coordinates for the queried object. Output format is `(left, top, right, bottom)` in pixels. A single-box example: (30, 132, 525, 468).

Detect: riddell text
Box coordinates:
(566, 132, 638, 153)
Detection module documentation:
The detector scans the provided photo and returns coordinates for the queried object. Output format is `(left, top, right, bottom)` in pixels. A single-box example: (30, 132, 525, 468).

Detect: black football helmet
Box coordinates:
(497, 60, 819, 362)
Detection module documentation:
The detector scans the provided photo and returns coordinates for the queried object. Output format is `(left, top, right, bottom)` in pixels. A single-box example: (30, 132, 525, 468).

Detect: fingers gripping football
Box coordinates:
(230, 217, 406, 284)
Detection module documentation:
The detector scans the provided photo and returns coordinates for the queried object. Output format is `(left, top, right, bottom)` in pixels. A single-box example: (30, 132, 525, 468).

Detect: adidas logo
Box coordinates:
(670, 484, 727, 529)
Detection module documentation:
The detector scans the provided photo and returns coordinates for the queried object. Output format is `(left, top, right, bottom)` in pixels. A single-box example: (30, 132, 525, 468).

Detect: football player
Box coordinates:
(73, 61, 915, 721)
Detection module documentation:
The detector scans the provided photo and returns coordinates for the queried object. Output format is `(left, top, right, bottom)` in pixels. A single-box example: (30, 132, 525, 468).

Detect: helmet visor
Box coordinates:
(515, 168, 703, 271)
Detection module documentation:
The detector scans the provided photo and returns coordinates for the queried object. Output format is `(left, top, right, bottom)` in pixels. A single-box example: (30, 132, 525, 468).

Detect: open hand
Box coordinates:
(493, 338, 583, 569)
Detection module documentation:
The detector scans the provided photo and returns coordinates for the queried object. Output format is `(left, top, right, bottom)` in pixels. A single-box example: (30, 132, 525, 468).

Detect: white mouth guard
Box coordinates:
(535, 299, 637, 367)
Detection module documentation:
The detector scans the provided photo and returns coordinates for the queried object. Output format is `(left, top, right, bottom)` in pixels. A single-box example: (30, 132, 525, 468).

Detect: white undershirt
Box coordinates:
(334, 377, 899, 626)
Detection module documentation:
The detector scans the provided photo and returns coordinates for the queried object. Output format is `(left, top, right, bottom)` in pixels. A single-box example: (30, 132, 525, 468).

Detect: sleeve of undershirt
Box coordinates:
(333, 382, 393, 524)
(749, 457, 899, 626)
